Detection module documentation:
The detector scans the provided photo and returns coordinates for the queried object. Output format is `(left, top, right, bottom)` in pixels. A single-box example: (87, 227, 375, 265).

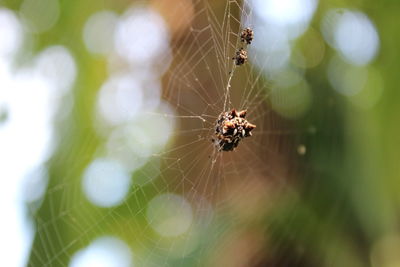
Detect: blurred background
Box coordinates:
(0, 0, 399, 266)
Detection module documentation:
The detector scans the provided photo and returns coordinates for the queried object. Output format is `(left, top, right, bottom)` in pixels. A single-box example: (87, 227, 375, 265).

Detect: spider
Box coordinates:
(233, 48, 247, 66)
(212, 109, 256, 152)
(240, 27, 254, 45)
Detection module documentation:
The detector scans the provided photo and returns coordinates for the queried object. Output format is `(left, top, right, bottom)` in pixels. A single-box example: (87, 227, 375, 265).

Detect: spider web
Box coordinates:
(159, 0, 290, 202)
(26, 0, 308, 266)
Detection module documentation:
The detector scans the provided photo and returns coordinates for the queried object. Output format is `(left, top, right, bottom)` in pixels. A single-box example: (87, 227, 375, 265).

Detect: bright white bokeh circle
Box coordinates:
(0, 9, 23, 58)
(251, 0, 318, 39)
(322, 9, 379, 66)
(82, 158, 131, 207)
(252, 0, 318, 25)
(69, 236, 133, 267)
(249, 25, 291, 75)
(34, 46, 77, 93)
(97, 73, 144, 126)
(114, 7, 169, 65)
(334, 11, 379, 65)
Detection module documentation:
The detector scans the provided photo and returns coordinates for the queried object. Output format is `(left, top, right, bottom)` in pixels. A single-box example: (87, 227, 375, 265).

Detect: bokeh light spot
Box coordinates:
(249, 25, 291, 75)
(270, 79, 312, 119)
(0, 9, 22, 59)
(133, 158, 161, 186)
(82, 158, 131, 207)
(23, 166, 48, 204)
(328, 55, 368, 96)
(292, 28, 326, 68)
(348, 67, 383, 110)
(35, 46, 77, 93)
(19, 0, 60, 33)
(271, 68, 303, 89)
(83, 11, 119, 55)
(104, 102, 175, 172)
(70, 236, 133, 267)
(115, 7, 170, 65)
(97, 74, 144, 127)
(147, 193, 193, 237)
(252, 0, 317, 25)
(322, 9, 379, 66)
(251, 0, 318, 39)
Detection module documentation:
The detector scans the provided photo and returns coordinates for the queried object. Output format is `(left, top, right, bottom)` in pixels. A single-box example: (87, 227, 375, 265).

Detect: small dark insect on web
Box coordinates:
(212, 28, 256, 152)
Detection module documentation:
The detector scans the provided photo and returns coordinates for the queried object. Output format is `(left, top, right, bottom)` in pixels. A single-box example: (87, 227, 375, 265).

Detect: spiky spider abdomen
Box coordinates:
(240, 28, 254, 44)
(213, 109, 256, 152)
(233, 48, 247, 66)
